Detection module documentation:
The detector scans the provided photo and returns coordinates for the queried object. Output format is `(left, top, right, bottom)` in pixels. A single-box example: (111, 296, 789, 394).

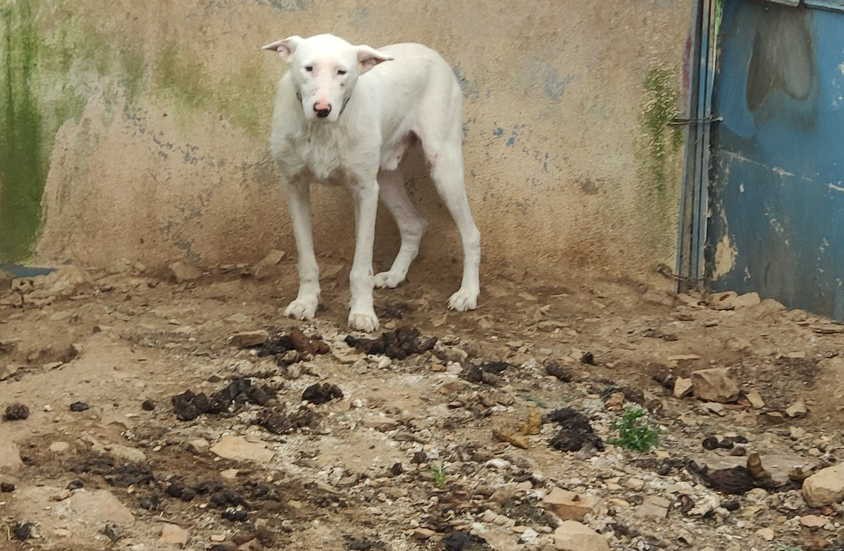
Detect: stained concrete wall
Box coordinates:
(0, 0, 693, 282)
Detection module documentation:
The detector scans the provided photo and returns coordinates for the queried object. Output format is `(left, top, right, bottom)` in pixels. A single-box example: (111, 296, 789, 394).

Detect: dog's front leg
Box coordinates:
(284, 179, 320, 320)
(347, 179, 380, 332)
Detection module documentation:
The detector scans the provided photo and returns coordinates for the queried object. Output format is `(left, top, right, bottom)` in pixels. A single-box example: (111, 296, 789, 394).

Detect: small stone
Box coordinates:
(542, 488, 598, 521)
(760, 411, 786, 424)
(519, 527, 539, 544)
(412, 528, 436, 540)
(49, 441, 70, 453)
(210, 534, 227, 542)
(186, 439, 210, 454)
(635, 495, 670, 520)
(69, 401, 90, 412)
(228, 330, 269, 348)
(0, 481, 15, 492)
(608, 498, 631, 508)
(799, 515, 827, 528)
(108, 444, 146, 463)
(211, 436, 274, 464)
(160, 523, 190, 546)
(251, 249, 286, 280)
(623, 478, 645, 491)
(668, 354, 702, 363)
(673, 378, 693, 398)
(220, 469, 239, 480)
(284, 363, 303, 379)
(493, 427, 529, 449)
(802, 463, 844, 507)
(701, 402, 725, 415)
(745, 390, 765, 409)
(603, 392, 624, 411)
(553, 521, 610, 551)
(754, 528, 774, 541)
(785, 399, 808, 419)
(692, 368, 740, 403)
(141, 400, 156, 411)
(434, 342, 468, 364)
(789, 427, 807, 440)
(168, 261, 202, 282)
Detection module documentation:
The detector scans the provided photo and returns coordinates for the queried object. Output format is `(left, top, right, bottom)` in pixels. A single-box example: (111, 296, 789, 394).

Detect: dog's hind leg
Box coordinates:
(423, 138, 481, 311)
(374, 169, 427, 289)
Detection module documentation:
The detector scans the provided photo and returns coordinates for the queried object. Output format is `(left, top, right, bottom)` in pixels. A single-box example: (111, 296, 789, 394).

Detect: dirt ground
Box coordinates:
(1, 258, 843, 551)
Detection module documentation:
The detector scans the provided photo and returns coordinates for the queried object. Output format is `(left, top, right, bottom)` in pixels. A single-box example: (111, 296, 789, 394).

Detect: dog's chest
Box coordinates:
(283, 129, 358, 181)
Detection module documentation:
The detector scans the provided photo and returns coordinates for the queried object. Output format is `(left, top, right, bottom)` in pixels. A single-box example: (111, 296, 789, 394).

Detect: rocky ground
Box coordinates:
(1, 254, 843, 551)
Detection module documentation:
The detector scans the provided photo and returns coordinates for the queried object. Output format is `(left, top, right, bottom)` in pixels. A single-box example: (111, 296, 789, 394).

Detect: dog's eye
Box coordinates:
(337, 69, 347, 75)
(304, 65, 314, 72)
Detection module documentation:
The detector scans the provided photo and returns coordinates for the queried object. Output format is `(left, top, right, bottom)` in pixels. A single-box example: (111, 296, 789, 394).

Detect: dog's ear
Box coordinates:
(356, 45, 393, 74)
(262, 36, 302, 61)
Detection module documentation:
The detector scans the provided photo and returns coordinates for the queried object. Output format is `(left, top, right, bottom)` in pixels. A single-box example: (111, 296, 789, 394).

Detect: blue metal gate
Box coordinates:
(707, 0, 844, 319)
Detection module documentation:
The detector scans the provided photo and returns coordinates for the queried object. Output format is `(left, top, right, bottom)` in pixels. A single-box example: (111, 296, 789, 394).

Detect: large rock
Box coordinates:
(33, 266, 94, 297)
(802, 464, 844, 507)
(543, 488, 598, 521)
(635, 495, 670, 520)
(65, 489, 135, 526)
(160, 523, 190, 546)
(692, 368, 740, 403)
(211, 436, 274, 464)
(227, 330, 269, 348)
(553, 521, 610, 551)
(13, 486, 133, 541)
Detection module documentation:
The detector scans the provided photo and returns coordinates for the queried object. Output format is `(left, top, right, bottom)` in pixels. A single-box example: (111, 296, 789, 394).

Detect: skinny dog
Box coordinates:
(263, 33, 480, 332)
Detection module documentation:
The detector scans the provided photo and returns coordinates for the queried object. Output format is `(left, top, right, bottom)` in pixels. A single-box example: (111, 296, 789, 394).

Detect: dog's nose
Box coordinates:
(313, 102, 332, 118)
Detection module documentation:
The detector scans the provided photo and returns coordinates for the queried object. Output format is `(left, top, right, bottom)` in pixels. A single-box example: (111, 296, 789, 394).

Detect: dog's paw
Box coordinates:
(373, 270, 404, 289)
(284, 297, 318, 320)
(448, 288, 479, 312)
(348, 309, 379, 332)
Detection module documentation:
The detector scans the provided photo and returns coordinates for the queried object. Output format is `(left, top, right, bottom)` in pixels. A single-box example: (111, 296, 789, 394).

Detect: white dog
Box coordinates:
(262, 33, 480, 332)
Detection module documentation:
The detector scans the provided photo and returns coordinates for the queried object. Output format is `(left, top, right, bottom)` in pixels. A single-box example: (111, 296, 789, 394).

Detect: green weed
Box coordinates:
(609, 407, 661, 452)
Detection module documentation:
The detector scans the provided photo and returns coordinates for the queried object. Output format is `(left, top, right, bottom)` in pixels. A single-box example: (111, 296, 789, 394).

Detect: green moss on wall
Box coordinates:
(0, 0, 274, 261)
(0, 2, 45, 261)
(152, 42, 268, 138)
(640, 66, 682, 195)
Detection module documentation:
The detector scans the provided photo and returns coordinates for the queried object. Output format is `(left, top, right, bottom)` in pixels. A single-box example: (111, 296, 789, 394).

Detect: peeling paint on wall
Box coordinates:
(713, 233, 737, 278)
(256, 0, 313, 11)
(451, 66, 480, 101)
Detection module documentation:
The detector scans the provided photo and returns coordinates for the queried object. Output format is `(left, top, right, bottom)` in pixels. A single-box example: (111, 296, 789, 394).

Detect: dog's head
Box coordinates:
(263, 33, 392, 122)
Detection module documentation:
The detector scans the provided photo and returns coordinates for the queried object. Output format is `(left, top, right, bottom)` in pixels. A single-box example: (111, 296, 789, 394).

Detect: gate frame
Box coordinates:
(675, 0, 719, 292)
(676, 0, 844, 292)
